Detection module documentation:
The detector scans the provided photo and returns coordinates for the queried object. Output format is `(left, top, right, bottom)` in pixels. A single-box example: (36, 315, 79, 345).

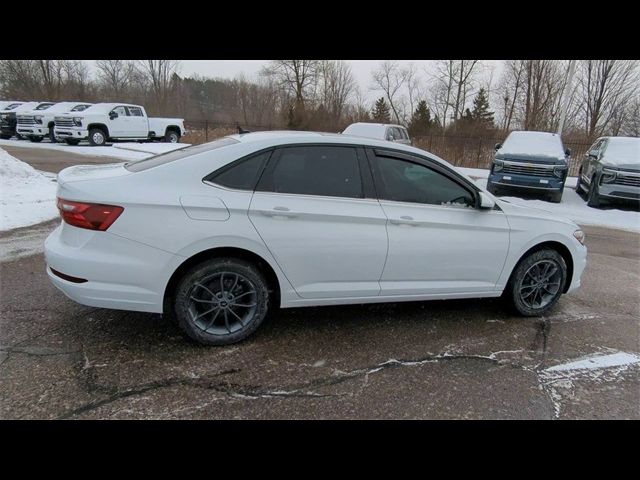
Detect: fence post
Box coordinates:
(477, 137, 482, 168)
(205, 120, 208, 142)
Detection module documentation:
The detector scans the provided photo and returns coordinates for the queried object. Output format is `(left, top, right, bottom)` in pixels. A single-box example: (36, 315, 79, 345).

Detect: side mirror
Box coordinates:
(479, 191, 496, 210)
(109, 112, 118, 120)
(494, 143, 502, 151)
(565, 148, 571, 156)
(588, 151, 598, 159)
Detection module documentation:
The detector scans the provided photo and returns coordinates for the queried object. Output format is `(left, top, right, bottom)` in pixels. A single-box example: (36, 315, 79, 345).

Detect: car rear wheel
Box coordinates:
(88, 128, 106, 146)
(507, 249, 566, 316)
(164, 130, 180, 143)
(174, 258, 270, 345)
(587, 176, 602, 208)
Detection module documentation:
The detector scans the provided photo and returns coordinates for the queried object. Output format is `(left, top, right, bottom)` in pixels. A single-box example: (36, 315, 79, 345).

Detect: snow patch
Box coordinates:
(0, 148, 58, 231)
(544, 352, 640, 372)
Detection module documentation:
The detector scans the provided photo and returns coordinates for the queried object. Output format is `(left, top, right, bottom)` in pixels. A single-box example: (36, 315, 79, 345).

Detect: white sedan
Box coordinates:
(45, 131, 587, 345)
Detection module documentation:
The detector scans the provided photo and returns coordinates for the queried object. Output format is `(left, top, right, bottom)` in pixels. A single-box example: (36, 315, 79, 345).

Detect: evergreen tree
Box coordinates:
(470, 88, 494, 128)
(408, 100, 433, 136)
(371, 97, 391, 123)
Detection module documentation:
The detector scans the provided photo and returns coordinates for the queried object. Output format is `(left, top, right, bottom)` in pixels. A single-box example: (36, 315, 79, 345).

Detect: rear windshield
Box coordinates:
(125, 137, 240, 172)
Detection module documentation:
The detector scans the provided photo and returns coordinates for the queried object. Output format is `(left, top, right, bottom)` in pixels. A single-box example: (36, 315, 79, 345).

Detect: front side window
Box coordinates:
(258, 146, 363, 199)
(112, 106, 128, 116)
(374, 156, 474, 207)
(207, 151, 271, 190)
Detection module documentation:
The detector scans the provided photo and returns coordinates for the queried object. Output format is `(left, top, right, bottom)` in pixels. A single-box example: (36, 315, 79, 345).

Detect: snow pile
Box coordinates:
(0, 147, 58, 231)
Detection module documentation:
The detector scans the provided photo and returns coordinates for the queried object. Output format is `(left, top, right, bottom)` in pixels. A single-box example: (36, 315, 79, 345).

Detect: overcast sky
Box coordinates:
(88, 60, 505, 102)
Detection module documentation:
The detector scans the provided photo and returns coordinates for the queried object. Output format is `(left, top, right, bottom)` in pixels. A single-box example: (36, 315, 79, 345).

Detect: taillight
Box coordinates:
(56, 198, 124, 231)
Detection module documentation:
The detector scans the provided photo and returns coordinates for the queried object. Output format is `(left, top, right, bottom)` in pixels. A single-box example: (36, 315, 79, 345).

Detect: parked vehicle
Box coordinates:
(45, 131, 587, 345)
(342, 122, 411, 145)
(0, 100, 24, 111)
(576, 136, 640, 208)
(16, 102, 93, 143)
(487, 131, 571, 203)
(53, 103, 186, 146)
(1, 101, 52, 140)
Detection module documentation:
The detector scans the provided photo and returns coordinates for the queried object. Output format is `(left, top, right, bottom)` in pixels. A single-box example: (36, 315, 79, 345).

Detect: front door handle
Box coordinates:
(389, 215, 419, 226)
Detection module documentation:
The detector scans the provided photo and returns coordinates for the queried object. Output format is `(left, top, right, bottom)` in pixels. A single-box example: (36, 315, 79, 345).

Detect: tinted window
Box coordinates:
(400, 128, 409, 140)
(375, 156, 474, 207)
(259, 146, 362, 199)
(128, 106, 143, 117)
(208, 151, 271, 190)
(125, 137, 239, 172)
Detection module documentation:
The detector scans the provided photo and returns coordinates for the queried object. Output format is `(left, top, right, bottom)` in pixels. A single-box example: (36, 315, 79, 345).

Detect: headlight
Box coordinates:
(601, 168, 617, 184)
(573, 229, 585, 245)
(493, 160, 504, 172)
(34, 115, 43, 124)
(553, 165, 567, 178)
(73, 117, 83, 127)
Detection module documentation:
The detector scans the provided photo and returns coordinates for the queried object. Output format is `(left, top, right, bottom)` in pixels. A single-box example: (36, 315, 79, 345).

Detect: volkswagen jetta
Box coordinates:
(45, 131, 587, 345)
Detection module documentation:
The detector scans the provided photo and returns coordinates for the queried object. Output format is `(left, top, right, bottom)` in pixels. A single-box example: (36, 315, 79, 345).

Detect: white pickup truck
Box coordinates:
(54, 103, 186, 146)
(16, 101, 92, 143)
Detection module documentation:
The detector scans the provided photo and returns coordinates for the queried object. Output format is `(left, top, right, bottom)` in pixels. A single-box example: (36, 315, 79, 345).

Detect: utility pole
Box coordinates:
(557, 60, 577, 135)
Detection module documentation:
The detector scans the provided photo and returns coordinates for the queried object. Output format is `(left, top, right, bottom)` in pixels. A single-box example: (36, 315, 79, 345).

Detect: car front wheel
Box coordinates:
(174, 258, 270, 345)
(587, 176, 602, 208)
(88, 128, 106, 146)
(507, 249, 567, 316)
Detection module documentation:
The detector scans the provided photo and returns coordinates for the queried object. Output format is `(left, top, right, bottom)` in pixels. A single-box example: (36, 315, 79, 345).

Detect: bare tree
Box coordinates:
(427, 60, 481, 129)
(317, 60, 356, 121)
(96, 60, 136, 99)
(371, 60, 409, 124)
(0, 60, 40, 99)
(575, 60, 639, 139)
(137, 60, 182, 114)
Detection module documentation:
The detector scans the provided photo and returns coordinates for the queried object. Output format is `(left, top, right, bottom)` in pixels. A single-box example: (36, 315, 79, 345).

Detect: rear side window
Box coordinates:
(128, 106, 143, 117)
(258, 146, 363, 199)
(206, 150, 271, 190)
(125, 137, 240, 172)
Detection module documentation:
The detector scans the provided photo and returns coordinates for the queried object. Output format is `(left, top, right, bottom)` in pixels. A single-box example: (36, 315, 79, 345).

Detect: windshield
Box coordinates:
(125, 137, 240, 172)
(604, 137, 640, 165)
(500, 131, 564, 158)
(71, 104, 91, 112)
(6, 103, 22, 110)
(35, 103, 55, 111)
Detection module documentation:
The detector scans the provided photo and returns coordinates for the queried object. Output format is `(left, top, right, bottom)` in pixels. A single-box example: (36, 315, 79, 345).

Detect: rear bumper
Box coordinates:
(44, 224, 180, 313)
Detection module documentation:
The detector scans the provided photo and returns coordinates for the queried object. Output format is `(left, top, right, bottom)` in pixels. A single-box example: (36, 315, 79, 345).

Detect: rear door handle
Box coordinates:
(261, 206, 298, 218)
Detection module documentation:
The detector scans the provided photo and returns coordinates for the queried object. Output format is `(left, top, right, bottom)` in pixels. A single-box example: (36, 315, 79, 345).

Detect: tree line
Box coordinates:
(1, 59, 638, 141)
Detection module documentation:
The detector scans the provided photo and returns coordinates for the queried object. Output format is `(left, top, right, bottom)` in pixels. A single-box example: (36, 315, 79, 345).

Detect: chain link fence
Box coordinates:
(182, 120, 592, 177)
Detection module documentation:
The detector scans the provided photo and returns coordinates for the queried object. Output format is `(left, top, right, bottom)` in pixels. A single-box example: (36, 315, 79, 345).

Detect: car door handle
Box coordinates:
(261, 207, 298, 218)
(390, 216, 420, 226)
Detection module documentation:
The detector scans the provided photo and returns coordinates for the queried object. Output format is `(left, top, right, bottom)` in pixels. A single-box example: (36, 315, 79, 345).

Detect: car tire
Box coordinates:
(49, 126, 57, 143)
(29, 136, 43, 143)
(64, 139, 80, 146)
(164, 130, 180, 143)
(88, 128, 107, 146)
(507, 248, 567, 317)
(587, 176, 601, 208)
(486, 184, 498, 196)
(0, 134, 11, 140)
(549, 191, 563, 203)
(174, 258, 270, 346)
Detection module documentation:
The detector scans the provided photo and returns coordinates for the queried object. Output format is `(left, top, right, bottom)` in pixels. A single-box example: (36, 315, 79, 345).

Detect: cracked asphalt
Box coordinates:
(1, 224, 638, 419)
(1, 146, 639, 419)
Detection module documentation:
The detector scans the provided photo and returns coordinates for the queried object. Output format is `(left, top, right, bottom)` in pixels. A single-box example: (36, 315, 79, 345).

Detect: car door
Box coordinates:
(248, 144, 388, 299)
(126, 106, 148, 138)
(108, 105, 129, 137)
(583, 138, 605, 185)
(368, 148, 510, 296)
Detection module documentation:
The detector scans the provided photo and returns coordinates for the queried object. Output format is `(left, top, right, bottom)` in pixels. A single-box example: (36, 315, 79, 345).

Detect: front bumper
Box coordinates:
(488, 172, 565, 192)
(16, 125, 47, 137)
(598, 182, 640, 202)
(54, 126, 88, 140)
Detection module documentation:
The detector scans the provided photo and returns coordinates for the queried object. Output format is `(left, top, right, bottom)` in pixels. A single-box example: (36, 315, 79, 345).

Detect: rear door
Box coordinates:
(248, 144, 388, 299)
(126, 106, 148, 138)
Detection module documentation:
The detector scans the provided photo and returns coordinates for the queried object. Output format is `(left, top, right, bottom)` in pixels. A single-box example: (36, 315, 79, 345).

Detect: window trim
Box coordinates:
(203, 148, 274, 192)
(255, 144, 366, 200)
(367, 147, 481, 209)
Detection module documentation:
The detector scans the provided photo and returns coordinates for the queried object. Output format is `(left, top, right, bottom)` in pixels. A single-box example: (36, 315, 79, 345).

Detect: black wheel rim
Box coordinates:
(187, 272, 258, 335)
(519, 260, 562, 309)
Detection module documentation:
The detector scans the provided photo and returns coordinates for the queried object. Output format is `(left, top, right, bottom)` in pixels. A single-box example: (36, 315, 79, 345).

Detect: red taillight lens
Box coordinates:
(56, 198, 124, 231)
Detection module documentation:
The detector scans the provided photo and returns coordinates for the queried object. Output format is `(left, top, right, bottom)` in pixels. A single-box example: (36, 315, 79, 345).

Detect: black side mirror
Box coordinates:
(109, 112, 118, 120)
(565, 148, 571, 156)
(494, 143, 502, 151)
